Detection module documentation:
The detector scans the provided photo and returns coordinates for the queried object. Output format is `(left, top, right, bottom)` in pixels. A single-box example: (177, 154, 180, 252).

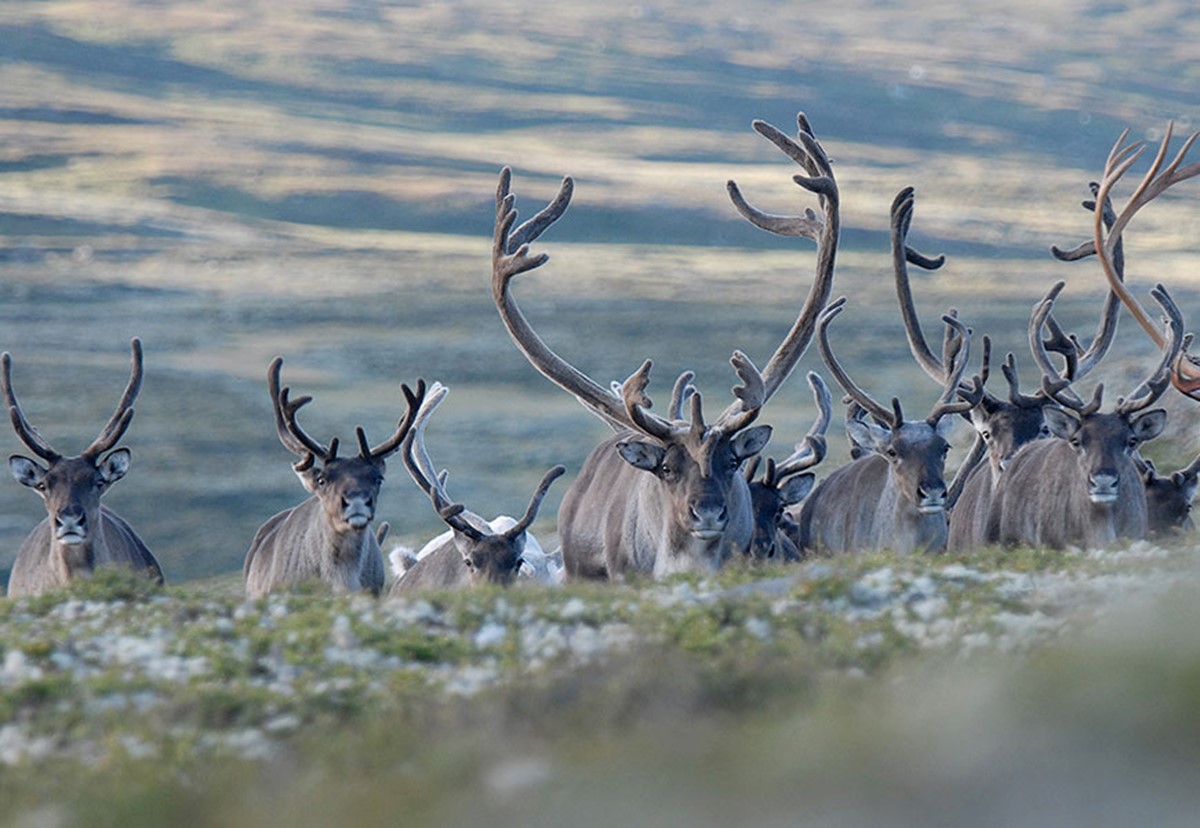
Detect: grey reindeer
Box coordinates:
(795, 298, 981, 555)
(491, 113, 839, 580)
(3, 339, 163, 597)
(889, 184, 1124, 552)
(988, 283, 1181, 550)
(389, 382, 564, 594)
(243, 358, 423, 598)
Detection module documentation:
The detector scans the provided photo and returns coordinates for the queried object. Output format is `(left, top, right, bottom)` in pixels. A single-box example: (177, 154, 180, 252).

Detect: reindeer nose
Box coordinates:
(342, 493, 375, 528)
(1088, 472, 1120, 504)
(916, 485, 947, 515)
(54, 507, 88, 543)
(689, 501, 728, 538)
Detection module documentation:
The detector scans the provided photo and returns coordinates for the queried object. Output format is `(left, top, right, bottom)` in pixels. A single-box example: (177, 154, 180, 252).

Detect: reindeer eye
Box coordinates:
(886, 448, 898, 459)
(981, 430, 992, 442)
(463, 559, 476, 571)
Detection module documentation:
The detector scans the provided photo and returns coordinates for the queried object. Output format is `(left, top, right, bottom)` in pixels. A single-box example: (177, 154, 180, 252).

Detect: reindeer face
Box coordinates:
(10, 449, 129, 548)
(1046, 408, 1167, 505)
(455, 531, 526, 586)
(299, 456, 385, 532)
(973, 402, 1053, 472)
(618, 425, 771, 543)
(747, 473, 814, 559)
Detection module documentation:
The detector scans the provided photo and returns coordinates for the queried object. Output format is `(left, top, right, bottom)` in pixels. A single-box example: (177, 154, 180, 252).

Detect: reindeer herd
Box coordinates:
(4, 112, 1200, 599)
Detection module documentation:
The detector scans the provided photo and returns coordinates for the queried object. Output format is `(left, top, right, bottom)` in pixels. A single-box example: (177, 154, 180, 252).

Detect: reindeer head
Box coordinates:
(3, 340, 142, 565)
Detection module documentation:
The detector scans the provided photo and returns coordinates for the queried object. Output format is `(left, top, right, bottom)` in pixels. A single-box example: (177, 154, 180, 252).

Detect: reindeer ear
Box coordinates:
(617, 440, 665, 472)
(294, 464, 322, 493)
(9, 455, 46, 490)
(1130, 409, 1167, 443)
(731, 425, 772, 461)
(99, 448, 131, 486)
(846, 419, 891, 453)
(778, 473, 815, 506)
(1042, 407, 1079, 440)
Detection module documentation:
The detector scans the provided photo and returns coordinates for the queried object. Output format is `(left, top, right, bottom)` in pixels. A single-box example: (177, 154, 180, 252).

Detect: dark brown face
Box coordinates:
(455, 532, 526, 586)
(1144, 471, 1197, 536)
(297, 456, 385, 532)
(9, 449, 130, 548)
(973, 402, 1053, 471)
(748, 473, 814, 559)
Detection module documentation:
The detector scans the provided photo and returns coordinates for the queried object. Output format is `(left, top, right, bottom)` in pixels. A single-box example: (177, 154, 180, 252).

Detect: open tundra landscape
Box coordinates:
(2, 0, 1200, 824)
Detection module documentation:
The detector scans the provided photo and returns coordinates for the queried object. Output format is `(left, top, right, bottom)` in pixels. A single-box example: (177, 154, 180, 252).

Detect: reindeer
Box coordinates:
(243, 358, 423, 598)
(1136, 454, 1200, 537)
(743, 371, 831, 561)
(389, 382, 564, 594)
(3, 339, 163, 597)
(491, 113, 839, 579)
(987, 283, 1181, 550)
(795, 298, 981, 555)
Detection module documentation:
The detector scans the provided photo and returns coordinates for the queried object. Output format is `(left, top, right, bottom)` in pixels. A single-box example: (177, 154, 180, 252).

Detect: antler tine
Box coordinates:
(668, 370, 696, 421)
(82, 338, 144, 458)
(774, 371, 833, 477)
(1000, 352, 1044, 409)
(928, 315, 982, 422)
(1029, 282, 1086, 410)
(266, 356, 329, 463)
(0, 351, 61, 462)
(891, 187, 953, 386)
(401, 381, 450, 501)
(1117, 284, 1184, 415)
(619, 360, 676, 440)
(715, 350, 765, 434)
(817, 298, 896, 427)
(400, 382, 487, 541)
(508, 465, 567, 537)
(366, 378, 426, 460)
(725, 116, 831, 239)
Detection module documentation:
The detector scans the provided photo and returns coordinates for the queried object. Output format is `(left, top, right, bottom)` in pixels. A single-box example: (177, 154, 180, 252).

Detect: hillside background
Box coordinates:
(1, 0, 1199, 581)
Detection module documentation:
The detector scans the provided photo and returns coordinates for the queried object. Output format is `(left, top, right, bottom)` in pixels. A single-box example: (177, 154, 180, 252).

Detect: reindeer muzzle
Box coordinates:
(54, 509, 88, 545)
(1088, 473, 1120, 505)
(916, 486, 947, 515)
(342, 495, 374, 529)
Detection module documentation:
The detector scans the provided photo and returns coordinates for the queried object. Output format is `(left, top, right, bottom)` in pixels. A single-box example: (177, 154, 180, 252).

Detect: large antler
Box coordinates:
(1091, 122, 1200, 398)
(819, 298, 978, 431)
(268, 357, 421, 470)
(1, 338, 143, 463)
(493, 168, 718, 439)
(719, 112, 840, 420)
